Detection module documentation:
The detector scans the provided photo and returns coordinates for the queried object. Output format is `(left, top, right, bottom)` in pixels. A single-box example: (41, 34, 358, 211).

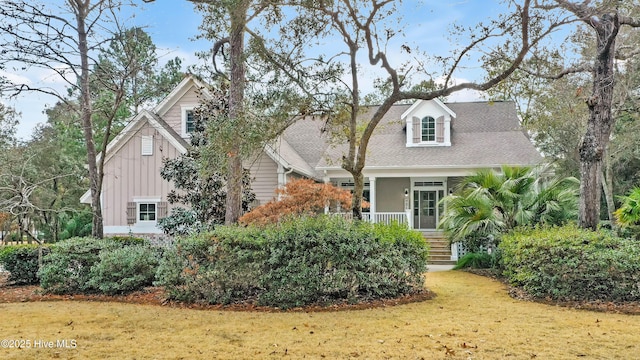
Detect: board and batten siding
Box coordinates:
(249, 152, 279, 205)
(162, 87, 201, 136)
(102, 121, 182, 226)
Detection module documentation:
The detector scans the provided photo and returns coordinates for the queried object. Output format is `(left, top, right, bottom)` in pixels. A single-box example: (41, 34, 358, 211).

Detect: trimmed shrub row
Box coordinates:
(38, 237, 160, 295)
(500, 224, 640, 302)
(4, 218, 426, 307)
(156, 216, 429, 309)
(0, 245, 51, 285)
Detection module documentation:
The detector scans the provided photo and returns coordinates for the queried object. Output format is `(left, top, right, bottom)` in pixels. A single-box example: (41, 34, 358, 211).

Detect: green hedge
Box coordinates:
(260, 218, 428, 308)
(155, 227, 265, 304)
(500, 224, 640, 302)
(0, 245, 51, 285)
(38, 237, 158, 295)
(87, 245, 161, 295)
(156, 216, 429, 309)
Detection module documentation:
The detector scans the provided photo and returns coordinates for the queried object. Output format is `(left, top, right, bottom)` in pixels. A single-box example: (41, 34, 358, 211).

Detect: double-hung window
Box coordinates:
(182, 106, 197, 137)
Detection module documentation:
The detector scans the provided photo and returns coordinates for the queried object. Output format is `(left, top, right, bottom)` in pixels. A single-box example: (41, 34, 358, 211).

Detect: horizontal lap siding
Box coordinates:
(102, 121, 181, 226)
(249, 153, 279, 205)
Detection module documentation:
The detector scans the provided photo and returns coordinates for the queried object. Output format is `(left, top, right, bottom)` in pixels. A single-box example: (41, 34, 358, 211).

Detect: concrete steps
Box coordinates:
(423, 232, 456, 266)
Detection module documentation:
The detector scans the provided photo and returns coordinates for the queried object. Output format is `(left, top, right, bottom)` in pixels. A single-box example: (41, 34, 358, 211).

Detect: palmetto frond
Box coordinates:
(440, 165, 578, 246)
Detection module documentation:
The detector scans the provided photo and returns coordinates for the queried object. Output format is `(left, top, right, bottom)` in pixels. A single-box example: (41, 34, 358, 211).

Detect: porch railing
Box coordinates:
(373, 212, 408, 225)
(333, 211, 410, 226)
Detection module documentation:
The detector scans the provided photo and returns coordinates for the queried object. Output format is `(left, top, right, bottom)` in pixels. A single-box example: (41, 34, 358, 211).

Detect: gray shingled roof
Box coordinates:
(282, 100, 542, 171)
(267, 137, 320, 178)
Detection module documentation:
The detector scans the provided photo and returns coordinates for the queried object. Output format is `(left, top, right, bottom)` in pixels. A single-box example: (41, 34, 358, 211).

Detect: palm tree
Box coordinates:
(614, 187, 640, 239)
(439, 165, 578, 249)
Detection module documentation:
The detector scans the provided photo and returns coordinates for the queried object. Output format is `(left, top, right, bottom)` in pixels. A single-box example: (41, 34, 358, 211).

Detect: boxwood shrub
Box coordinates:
(0, 245, 51, 285)
(156, 216, 429, 309)
(500, 224, 640, 302)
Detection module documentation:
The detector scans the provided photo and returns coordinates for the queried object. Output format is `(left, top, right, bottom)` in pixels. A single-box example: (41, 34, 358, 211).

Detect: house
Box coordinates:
(82, 75, 541, 260)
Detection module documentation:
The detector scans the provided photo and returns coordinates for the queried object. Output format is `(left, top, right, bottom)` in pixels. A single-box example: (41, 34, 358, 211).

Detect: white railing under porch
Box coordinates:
(334, 210, 412, 227)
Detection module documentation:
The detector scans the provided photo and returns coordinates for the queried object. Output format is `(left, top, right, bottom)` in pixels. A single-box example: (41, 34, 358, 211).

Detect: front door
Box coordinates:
(414, 190, 437, 229)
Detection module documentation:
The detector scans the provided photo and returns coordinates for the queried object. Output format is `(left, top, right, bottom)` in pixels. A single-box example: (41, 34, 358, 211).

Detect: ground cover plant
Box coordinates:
(1, 271, 640, 359)
(157, 216, 428, 308)
(501, 224, 640, 302)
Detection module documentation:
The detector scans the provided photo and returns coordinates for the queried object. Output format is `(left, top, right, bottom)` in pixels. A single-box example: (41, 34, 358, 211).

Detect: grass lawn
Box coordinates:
(1, 271, 639, 359)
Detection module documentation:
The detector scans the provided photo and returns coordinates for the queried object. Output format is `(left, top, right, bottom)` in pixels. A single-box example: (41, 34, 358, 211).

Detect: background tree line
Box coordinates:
(1, 0, 639, 241)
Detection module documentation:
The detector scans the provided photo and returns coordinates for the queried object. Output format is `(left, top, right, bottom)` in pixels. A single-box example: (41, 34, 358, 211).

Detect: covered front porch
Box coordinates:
(332, 176, 458, 231)
(330, 175, 464, 264)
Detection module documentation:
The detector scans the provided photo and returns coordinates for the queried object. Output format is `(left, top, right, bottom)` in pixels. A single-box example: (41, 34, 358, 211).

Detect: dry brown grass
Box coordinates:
(1, 271, 639, 359)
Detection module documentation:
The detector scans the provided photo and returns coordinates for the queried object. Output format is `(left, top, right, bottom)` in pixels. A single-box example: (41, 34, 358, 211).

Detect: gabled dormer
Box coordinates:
(153, 74, 211, 139)
(402, 98, 454, 147)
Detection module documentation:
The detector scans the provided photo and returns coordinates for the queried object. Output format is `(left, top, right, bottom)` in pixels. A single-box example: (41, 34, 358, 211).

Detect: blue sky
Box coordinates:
(3, 0, 533, 140)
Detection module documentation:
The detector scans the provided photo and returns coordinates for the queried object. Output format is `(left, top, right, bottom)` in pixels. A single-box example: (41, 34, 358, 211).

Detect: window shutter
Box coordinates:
(141, 135, 153, 156)
(412, 116, 421, 143)
(127, 202, 136, 225)
(157, 201, 168, 218)
(436, 116, 445, 143)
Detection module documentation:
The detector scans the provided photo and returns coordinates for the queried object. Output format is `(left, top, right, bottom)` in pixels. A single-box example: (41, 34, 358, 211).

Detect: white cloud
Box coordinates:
(0, 70, 32, 86)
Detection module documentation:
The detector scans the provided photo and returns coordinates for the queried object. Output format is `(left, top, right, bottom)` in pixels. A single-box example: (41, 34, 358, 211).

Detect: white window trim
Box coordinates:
(181, 105, 197, 138)
(133, 197, 161, 225)
(138, 203, 158, 223)
(406, 115, 452, 147)
(420, 116, 436, 143)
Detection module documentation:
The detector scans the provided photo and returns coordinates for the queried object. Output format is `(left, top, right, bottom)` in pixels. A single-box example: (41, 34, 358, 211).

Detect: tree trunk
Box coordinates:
(224, 0, 249, 225)
(350, 171, 364, 220)
(75, 3, 103, 238)
(601, 149, 617, 231)
(578, 14, 619, 230)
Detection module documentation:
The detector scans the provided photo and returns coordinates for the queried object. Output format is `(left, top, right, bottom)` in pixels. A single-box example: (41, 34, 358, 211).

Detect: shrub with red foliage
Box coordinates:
(239, 178, 367, 226)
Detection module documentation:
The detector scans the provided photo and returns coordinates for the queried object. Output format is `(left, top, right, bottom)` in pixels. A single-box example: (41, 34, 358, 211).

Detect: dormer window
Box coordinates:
(402, 99, 453, 147)
(421, 116, 436, 142)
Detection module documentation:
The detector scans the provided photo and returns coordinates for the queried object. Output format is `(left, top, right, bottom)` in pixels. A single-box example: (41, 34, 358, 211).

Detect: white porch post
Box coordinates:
(323, 174, 330, 214)
(369, 177, 376, 223)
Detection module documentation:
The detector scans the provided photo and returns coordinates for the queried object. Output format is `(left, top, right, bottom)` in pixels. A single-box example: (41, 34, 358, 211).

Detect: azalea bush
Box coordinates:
(155, 228, 265, 304)
(39, 237, 159, 295)
(87, 245, 161, 295)
(259, 217, 427, 308)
